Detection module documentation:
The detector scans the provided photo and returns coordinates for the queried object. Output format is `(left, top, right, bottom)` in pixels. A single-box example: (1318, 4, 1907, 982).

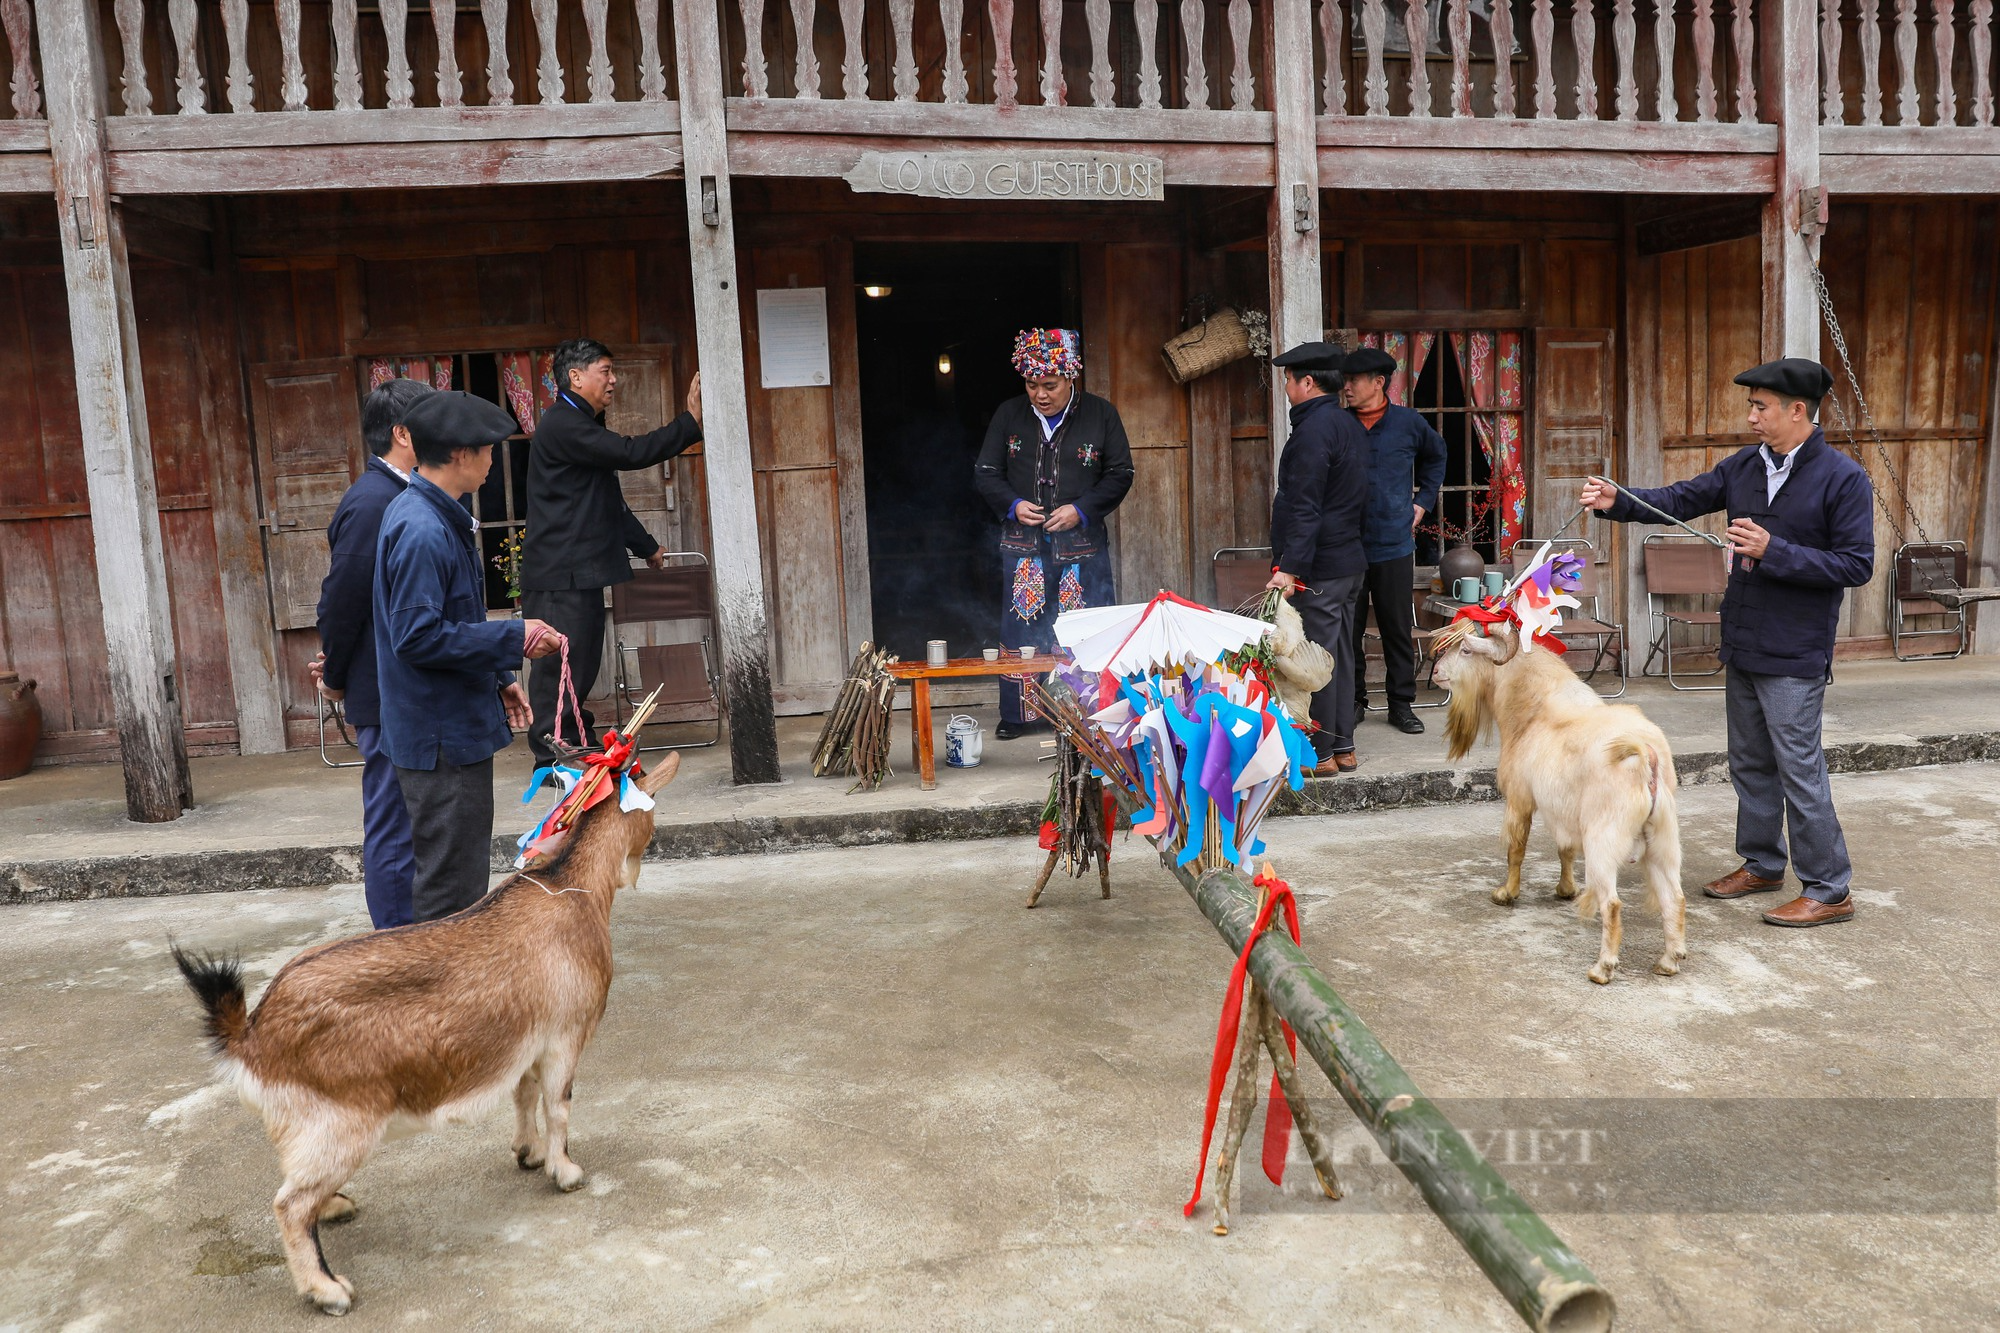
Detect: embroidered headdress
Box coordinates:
(1012, 328, 1082, 380)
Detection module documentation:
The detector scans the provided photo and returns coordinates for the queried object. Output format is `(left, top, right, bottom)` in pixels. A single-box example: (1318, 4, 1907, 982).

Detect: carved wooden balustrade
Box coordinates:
(725, 0, 1271, 112)
(1818, 0, 1997, 126)
(1316, 0, 1771, 122)
(2, 0, 42, 120)
(95, 0, 676, 116)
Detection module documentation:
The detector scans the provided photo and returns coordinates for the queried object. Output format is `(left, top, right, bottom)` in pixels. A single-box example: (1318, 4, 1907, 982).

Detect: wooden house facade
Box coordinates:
(1, 0, 1996, 813)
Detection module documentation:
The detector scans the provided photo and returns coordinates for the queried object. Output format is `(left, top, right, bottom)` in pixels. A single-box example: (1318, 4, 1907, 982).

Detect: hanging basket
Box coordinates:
(1161, 307, 1255, 384)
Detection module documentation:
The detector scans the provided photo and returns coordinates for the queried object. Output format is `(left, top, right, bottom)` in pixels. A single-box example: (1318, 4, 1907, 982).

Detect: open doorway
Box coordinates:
(853, 242, 1079, 661)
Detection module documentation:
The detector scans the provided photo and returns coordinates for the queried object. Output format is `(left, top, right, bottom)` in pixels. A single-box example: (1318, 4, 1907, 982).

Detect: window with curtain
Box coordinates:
(1357, 329, 1526, 564)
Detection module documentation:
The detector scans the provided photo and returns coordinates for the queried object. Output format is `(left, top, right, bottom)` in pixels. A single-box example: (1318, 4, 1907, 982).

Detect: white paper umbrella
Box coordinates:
(1055, 594, 1271, 677)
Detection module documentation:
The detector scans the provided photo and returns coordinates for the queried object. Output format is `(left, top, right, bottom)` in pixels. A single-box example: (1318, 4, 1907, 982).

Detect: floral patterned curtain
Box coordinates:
(1359, 330, 1436, 405)
(1448, 330, 1527, 552)
(367, 356, 456, 394)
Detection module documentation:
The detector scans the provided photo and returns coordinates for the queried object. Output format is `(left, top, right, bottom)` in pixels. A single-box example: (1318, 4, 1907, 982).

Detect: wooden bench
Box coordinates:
(885, 655, 1062, 790)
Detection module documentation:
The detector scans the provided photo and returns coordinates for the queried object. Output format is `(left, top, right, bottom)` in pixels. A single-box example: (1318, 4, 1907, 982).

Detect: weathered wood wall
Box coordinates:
(1636, 199, 1997, 651)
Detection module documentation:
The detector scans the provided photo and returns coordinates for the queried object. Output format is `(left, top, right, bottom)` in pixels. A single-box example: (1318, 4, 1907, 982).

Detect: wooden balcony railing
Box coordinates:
(1316, 0, 1769, 123)
(98, 0, 677, 117)
(1819, 0, 1996, 126)
(2, 0, 42, 120)
(725, 0, 1271, 111)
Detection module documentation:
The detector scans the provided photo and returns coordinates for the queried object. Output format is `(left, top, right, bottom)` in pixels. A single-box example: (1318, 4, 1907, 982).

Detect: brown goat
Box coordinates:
(171, 753, 679, 1315)
(1433, 623, 1686, 985)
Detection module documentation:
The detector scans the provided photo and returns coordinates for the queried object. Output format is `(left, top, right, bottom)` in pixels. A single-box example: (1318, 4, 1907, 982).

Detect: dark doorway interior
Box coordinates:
(854, 242, 1078, 662)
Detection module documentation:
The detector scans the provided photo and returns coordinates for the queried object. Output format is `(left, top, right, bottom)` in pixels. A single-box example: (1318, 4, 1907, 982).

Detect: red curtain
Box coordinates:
(1448, 331, 1527, 552)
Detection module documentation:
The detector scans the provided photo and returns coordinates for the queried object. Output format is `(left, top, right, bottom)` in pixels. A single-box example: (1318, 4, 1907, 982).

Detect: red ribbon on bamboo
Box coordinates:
(1183, 865, 1303, 1218)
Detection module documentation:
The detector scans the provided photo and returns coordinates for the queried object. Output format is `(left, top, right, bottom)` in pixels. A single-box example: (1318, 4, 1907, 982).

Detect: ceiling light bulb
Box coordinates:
(937, 354, 953, 375)
(862, 285, 892, 298)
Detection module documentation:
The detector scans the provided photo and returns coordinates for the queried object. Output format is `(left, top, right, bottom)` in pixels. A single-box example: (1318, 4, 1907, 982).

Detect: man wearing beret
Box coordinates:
(377, 391, 564, 921)
(1582, 358, 1875, 927)
(1341, 346, 1447, 735)
(1265, 342, 1370, 775)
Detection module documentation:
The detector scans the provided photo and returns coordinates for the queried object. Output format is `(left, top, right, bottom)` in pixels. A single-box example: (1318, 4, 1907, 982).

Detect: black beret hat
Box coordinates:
(1734, 357, 1834, 402)
(1270, 340, 1344, 374)
(402, 390, 520, 451)
(1343, 347, 1399, 378)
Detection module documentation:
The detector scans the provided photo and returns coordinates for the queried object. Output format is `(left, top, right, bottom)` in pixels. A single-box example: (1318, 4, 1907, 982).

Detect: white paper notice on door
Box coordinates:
(755, 287, 831, 389)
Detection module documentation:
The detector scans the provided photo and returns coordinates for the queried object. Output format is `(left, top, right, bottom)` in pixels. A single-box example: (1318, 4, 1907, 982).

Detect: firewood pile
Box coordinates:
(811, 641, 898, 791)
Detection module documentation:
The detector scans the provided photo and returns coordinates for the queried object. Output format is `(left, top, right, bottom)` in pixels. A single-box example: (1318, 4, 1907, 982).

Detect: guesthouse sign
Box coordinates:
(843, 150, 1166, 204)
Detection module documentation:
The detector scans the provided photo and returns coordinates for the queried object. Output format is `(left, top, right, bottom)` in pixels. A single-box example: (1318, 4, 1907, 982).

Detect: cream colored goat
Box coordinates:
(1433, 622, 1686, 984)
(170, 754, 679, 1315)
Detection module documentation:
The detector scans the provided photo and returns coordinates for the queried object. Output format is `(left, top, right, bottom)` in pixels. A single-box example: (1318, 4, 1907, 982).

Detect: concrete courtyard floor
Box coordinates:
(3, 764, 1997, 1331)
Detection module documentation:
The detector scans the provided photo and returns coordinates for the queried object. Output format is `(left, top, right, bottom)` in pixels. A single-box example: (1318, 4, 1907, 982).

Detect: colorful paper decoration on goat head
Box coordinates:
(514, 731, 653, 866)
(1450, 542, 1585, 654)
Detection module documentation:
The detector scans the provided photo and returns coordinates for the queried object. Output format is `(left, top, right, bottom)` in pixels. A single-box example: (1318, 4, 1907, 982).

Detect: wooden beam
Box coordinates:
(1977, 259, 2000, 656)
(0, 152, 51, 192)
(728, 133, 1274, 188)
(823, 236, 874, 656)
(1268, 0, 1321, 462)
(1761, 0, 1820, 360)
(103, 102, 682, 150)
(726, 98, 1276, 144)
(106, 136, 683, 194)
(1317, 146, 1777, 193)
(1822, 155, 2000, 193)
(672, 0, 782, 785)
(34, 0, 192, 820)
(1315, 116, 1778, 154)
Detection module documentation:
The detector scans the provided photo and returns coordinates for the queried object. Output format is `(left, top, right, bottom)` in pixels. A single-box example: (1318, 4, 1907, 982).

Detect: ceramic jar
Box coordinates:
(0, 671, 42, 779)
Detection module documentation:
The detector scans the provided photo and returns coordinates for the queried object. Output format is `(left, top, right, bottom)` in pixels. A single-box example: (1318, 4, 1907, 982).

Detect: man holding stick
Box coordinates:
(1580, 357, 1874, 928)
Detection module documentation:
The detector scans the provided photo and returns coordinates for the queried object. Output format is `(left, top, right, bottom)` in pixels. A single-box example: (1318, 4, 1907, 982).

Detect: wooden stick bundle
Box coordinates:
(811, 641, 897, 787)
(1026, 731, 1113, 908)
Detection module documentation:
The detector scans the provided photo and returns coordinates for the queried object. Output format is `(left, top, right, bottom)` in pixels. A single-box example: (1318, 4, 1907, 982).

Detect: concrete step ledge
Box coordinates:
(5, 731, 1995, 906)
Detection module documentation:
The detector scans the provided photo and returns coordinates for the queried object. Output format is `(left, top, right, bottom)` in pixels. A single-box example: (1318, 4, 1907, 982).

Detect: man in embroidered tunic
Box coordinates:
(973, 328, 1136, 739)
(1582, 357, 1874, 928)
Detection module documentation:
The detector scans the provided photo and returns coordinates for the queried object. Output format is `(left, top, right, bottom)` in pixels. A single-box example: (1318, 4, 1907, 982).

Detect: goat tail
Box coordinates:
(171, 945, 250, 1057)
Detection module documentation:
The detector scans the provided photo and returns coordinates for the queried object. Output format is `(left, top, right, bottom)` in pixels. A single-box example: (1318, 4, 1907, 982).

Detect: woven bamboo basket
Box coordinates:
(1161, 307, 1252, 384)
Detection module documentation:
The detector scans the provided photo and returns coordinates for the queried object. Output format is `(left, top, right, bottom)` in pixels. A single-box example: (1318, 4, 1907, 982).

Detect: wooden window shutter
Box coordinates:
(1531, 328, 1615, 557)
(247, 358, 365, 630)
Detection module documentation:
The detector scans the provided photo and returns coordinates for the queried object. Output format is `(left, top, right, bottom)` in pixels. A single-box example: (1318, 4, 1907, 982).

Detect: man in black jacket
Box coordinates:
(312, 377, 433, 928)
(973, 328, 1136, 738)
(1266, 342, 1369, 776)
(523, 338, 702, 764)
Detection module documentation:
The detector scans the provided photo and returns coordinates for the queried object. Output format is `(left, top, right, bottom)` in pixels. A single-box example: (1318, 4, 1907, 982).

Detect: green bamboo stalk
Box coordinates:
(1044, 679, 1614, 1332)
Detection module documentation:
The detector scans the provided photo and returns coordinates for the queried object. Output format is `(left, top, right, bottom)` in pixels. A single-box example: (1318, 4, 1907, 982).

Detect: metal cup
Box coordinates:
(926, 639, 948, 667)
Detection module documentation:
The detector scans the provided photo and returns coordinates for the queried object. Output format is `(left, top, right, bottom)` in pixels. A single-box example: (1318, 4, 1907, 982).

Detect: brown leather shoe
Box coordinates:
(1310, 753, 1358, 778)
(1762, 894, 1855, 927)
(1703, 867, 1786, 900)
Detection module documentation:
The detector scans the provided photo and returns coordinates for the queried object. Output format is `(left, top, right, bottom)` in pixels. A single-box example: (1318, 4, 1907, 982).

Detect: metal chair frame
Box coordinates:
(610, 552, 723, 751)
(1640, 533, 1728, 691)
(1890, 540, 1971, 662)
(1210, 545, 1275, 613)
(1510, 539, 1627, 699)
(318, 694, 364, 769)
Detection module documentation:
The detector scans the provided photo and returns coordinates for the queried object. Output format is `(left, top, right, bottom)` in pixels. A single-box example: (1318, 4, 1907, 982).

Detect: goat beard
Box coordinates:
(1443, 680, 1486, 761)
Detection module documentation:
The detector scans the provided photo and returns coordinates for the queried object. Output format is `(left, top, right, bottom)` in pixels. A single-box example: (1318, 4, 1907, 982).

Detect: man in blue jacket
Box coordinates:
(1341, 347, 1447, 735)
(1582, 358, 1874, 928)
(313, 378, 433, 927)
(1265, 341, 1370, 776)
(377, 391, 562, 921)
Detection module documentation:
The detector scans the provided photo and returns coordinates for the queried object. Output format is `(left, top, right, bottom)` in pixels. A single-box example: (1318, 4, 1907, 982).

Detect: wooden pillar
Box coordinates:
(35, 0, 192, 820)
(1266, 0, 1324, 461)
(1761, 0, 1822, 361)
(671, 0, 783, 784)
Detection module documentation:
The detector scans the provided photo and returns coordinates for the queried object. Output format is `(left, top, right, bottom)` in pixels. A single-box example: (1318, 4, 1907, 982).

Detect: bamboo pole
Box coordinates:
(1041, 679, 1613, 1333)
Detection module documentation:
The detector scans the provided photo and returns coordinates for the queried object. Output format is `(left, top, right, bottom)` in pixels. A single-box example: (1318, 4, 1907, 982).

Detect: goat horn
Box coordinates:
(1485, 626, 1521, 666)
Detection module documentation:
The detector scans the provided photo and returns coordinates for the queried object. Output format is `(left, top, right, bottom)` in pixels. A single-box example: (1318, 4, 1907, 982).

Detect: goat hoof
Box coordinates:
(1652, 957, 1681, 976)
(1588, 962, 1616, 985)
(309, 1276, 354, 1316)
(1555, 882, 1581, 901)
(1490, 886, 1519, 906)
(515, 1144, 546, 1170)
(552, 1162, 586, 1192)
(318, 1193, 357, 1225)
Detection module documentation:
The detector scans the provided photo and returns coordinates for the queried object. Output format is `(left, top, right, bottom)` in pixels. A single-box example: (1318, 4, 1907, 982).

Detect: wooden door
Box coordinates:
(1532, 328, 1615, 556)
(248, 359, 365, 630)
(1088, 243, 1192, 600)
(604, 342, 682, 554)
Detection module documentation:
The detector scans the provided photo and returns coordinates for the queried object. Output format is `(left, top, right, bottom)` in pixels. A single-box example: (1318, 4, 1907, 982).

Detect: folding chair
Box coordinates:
(1362, 590, 1450, 711)
(1641, 533, 1728, 690)
(609, 553, 722, 750)
(1212, 546, 1274, 612)
(1510, 539, 1626, 698)
(1890, 541, 1971, 662)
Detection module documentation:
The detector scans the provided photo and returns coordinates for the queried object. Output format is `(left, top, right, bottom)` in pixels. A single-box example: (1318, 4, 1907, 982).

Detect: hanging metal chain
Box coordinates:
(1809, 259, 1940, 558)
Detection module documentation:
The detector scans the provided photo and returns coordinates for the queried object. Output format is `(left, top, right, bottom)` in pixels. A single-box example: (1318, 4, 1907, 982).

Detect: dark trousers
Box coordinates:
(999, 539, 1115, 723)
(524, 587, 607, 763)
(354, 725, 415, 929)
(1725, 668, 1853, 903)
(395, 756, 496, 922)
(1291, 572, 1365, 759)
(1349, 554, 1419, 711)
